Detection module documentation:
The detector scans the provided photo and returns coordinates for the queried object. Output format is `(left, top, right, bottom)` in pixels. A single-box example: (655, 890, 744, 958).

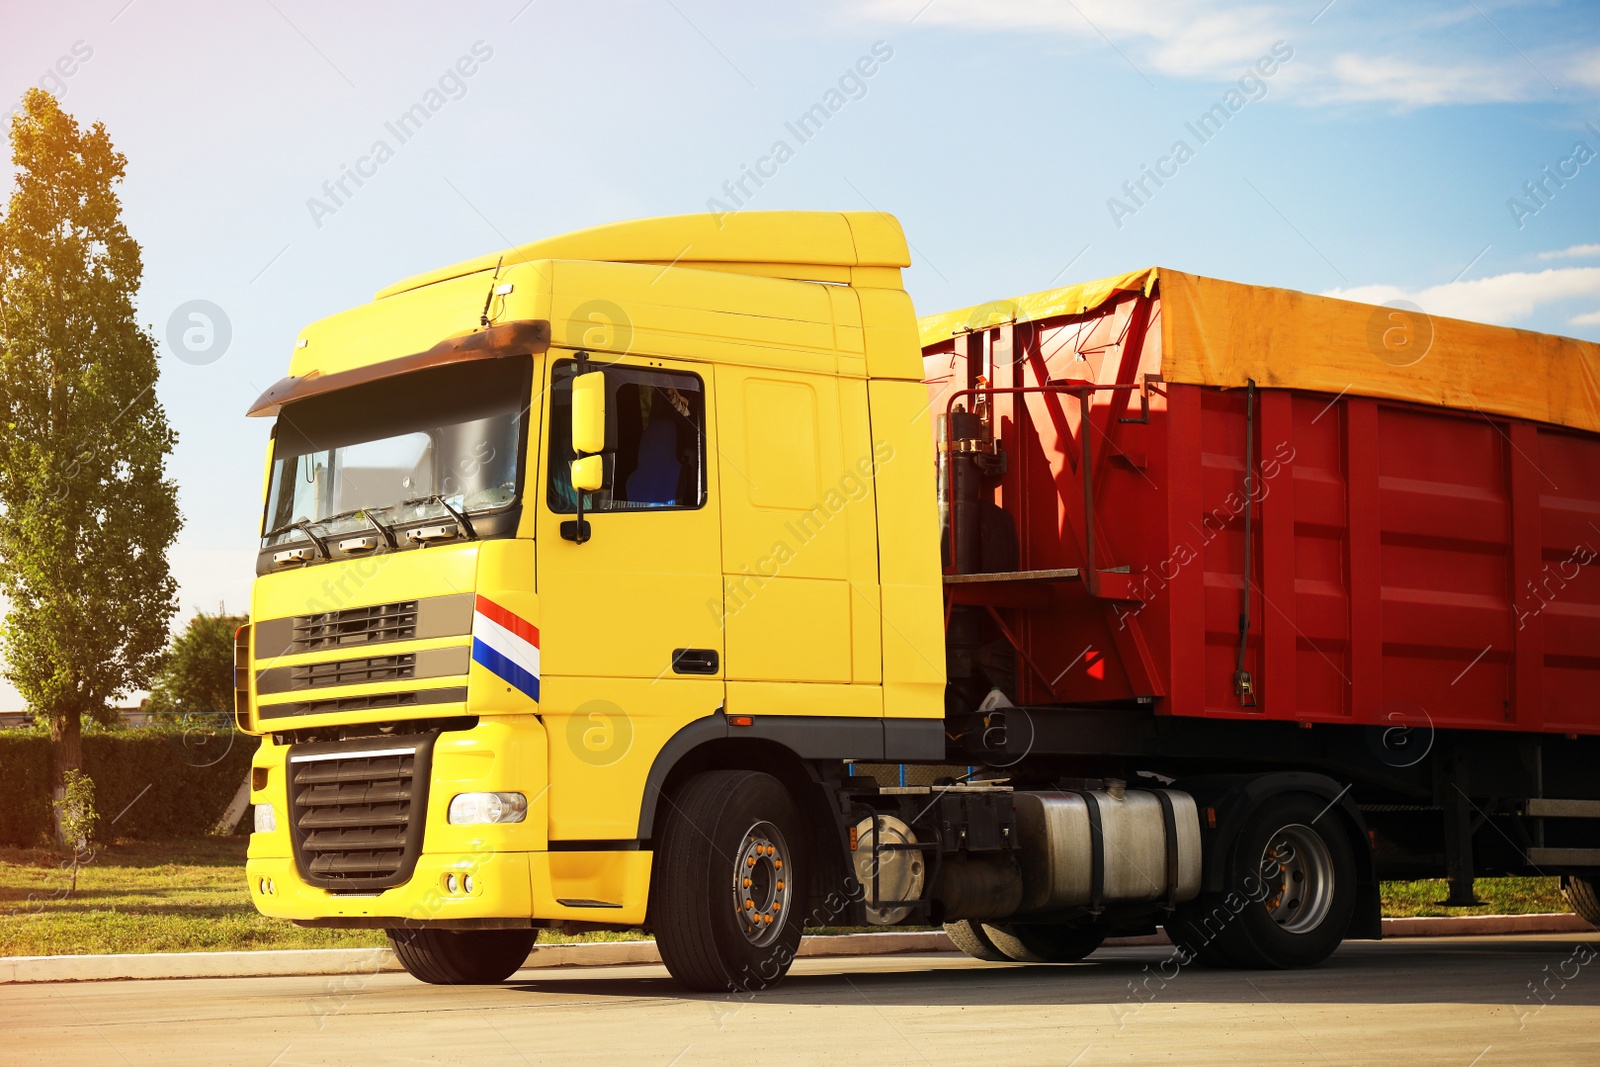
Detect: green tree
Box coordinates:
(54, 768, 98, 891)
(146, 611, 248, 720)
(0, 90, 181, 847)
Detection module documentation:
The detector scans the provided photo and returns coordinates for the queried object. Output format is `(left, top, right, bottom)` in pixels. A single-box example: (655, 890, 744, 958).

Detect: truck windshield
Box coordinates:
(262, 356, 530, 548)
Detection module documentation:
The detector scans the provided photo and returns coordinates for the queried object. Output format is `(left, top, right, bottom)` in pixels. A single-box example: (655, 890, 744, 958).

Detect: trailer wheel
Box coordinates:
(983, 921, 1106, 963)
(943, 920, 1012, 962)
(1175, 793, 1356, 969)
(1561, 876, 1600, 926)
(386, 928, 537, 985)
(651, 770, 806, 992)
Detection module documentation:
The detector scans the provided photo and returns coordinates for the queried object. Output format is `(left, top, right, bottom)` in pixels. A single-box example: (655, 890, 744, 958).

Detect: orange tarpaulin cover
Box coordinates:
(920, 268, 1600, 436)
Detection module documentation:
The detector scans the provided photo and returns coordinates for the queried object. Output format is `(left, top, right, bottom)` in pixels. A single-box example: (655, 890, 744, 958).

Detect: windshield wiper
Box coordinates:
(402, 495, 477, 539)
(262, 517, 331, 560)
(357, 507, 400, 549)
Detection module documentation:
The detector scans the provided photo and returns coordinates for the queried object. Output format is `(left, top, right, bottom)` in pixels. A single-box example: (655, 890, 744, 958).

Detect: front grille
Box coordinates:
(287, 736, 435, 891)
(253, 593, 475, 661)
(293, 653, 416, 689)
(258, 686, 467, 722)
(294, 601, 419, 653)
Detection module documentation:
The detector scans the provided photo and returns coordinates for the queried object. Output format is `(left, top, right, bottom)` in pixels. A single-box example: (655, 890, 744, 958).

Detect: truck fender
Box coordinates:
(635, 713, 876, 839)
(1175, 771, 1381, 940)
(635, 715, 730, 841)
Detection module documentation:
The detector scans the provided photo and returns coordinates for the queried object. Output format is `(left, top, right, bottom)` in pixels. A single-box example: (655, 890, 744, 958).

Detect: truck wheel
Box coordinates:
(983, 921, 1106, 963)
(1562, 875, 1600, 926)
(1179, 793, 1356, 969)
(386, 928, 537, 984)
(651, 770, 806, 992)
(1162, 908, 1241, 968)
(943, 920, 1012, 962)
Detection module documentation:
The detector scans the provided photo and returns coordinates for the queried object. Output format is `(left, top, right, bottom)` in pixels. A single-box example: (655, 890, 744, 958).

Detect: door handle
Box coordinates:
(671, 648, 719, 675)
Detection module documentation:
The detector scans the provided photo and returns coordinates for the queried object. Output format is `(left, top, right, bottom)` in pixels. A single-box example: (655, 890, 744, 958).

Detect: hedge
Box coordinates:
(0, 723, 258, 845)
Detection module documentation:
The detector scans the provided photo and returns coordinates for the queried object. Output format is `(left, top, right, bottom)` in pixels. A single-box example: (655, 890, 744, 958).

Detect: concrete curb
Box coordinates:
(1380, 912, 1592, 938)
(1, 914, 1590, 984)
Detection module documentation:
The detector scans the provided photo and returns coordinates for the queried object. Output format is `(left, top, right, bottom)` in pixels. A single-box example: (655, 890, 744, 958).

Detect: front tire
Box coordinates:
(651, 770, 806, 992)
(386, 928, 537, 985)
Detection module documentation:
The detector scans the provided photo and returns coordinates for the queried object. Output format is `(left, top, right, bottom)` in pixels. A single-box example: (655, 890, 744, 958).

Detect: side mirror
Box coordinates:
(565, 365, 606, 543)
(571, 454, 604, 492)
(571, 371, 606, 456)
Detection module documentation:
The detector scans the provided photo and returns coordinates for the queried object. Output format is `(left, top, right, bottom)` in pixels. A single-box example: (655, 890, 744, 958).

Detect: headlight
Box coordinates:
(448, 792, 528, 825)
(254, 804, 276, 833)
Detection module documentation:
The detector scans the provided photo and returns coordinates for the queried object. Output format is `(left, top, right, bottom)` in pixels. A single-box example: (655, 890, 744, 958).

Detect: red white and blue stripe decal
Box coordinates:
(472, 596, 541, 702)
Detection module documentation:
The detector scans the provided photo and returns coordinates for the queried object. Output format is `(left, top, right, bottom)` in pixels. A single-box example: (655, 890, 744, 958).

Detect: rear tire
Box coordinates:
(983, 921, 1106, 963)
(386, 928, 537, 985)
(651, 770, 806, 992)
(943, 920, 1012, 962)
(1169, 793, 1355, 969)
(1562, 875, 1600, 926)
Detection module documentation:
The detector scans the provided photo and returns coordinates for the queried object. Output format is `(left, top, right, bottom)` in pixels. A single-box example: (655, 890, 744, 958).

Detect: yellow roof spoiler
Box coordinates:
(376, 210, 912, 300)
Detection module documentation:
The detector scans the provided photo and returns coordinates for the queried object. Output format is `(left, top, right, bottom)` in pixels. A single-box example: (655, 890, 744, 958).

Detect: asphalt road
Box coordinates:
(6, 935, 1599, 1066)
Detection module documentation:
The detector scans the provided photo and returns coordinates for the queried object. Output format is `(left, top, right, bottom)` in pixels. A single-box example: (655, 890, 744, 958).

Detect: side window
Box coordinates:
(548, 360, 707, 513)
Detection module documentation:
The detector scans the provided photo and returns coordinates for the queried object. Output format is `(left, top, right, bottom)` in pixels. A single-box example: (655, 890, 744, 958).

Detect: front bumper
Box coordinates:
(247, 716, 653, 927)
(247, 849, 653, 927)
(248, 848, 533, 925)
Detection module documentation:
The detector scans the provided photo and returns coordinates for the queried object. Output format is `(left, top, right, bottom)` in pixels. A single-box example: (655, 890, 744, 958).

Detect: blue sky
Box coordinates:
(2, 0, 1598, 709)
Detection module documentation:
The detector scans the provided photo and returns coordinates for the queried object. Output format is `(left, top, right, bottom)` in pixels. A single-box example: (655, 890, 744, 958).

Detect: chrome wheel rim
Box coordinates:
(1259, 823, 1335, 934)
(731, 820, 792, 947)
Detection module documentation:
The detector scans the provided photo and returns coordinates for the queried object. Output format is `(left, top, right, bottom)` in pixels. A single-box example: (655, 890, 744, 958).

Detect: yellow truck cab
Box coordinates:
(241, 211, 948, 990)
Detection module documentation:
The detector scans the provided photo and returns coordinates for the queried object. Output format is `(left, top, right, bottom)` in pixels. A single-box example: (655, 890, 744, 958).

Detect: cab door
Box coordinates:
(536, 353, 723, 841)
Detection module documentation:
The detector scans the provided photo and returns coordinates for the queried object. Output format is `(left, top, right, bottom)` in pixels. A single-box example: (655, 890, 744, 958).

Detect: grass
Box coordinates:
(1378, 876, 1568, 918)
(0, 838, 389, 957)
(0, 838, 1576, 957)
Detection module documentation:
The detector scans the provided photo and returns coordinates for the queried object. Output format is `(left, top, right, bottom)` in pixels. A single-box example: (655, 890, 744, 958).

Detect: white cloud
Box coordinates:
(1323, 266, 1600, 327)
(1572, 309, 1600, 325)
(858, 0, 1289, 78)
(1539, 244, 1600, 260)
(1572, 48, 1600, 89)
(1317, 53, 1535, 107)
(850, 0, 1594, 107)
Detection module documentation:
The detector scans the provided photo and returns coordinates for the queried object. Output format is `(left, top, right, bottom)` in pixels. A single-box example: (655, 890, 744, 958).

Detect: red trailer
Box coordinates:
(921, 268, 1600, 924)
(922, 268, 1600, 730)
